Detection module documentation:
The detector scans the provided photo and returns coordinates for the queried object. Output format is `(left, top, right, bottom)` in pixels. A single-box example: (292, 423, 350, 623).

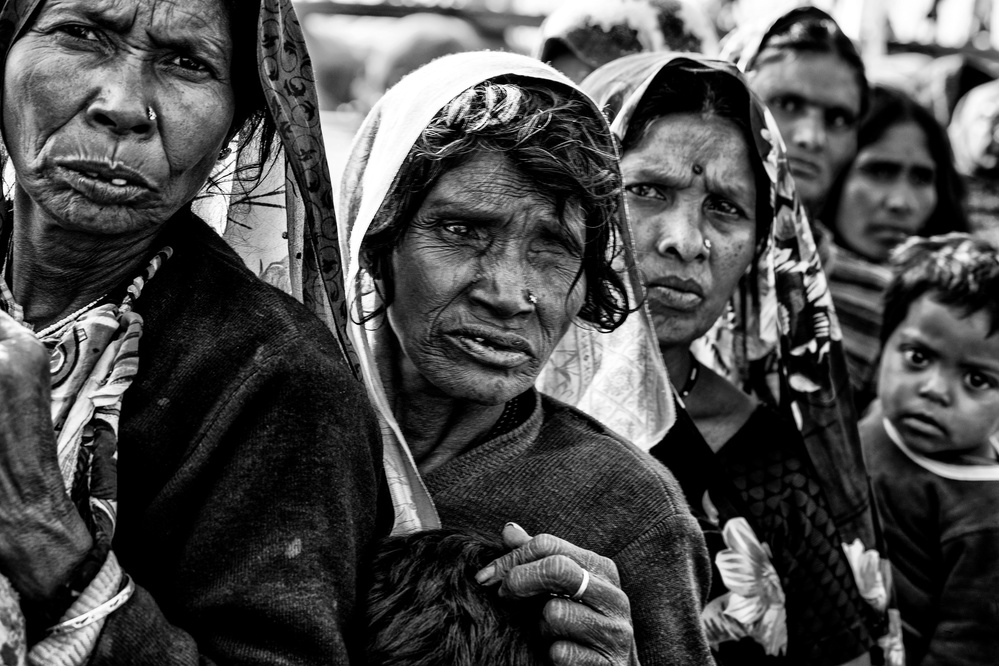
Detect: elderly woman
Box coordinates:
(569, 52, 896, 664)
(822, 85, 969, 411)
(0, 0, 380, 663)
(337, 51, 713, 665)
(535, 0, 719, 83)
(724, 7, 867, 223)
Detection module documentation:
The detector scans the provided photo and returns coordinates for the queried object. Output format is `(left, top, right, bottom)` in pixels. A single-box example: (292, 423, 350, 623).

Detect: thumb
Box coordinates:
(474, 522, 533, 585)
(502, 522, 532, 548)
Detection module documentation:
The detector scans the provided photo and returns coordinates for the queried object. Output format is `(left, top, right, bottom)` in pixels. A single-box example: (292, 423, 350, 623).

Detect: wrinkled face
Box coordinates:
(879, 294, 999, 459)
(623, 113, 757, 349)
(835, 122, 937, 263)
(386, 152, 588, 406)
(750, 52, 861, 215)
(3, 0, 235, 235)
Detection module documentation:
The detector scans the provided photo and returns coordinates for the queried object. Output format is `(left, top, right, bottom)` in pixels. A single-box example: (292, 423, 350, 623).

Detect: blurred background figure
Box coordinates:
(823, 85, 968, 412)
(724, 6, 867, 224)
(536, 0, 720, 82)
(366, 529, 549, 666)
(949, 78, 999, 245)
(359, 13, 489, 108)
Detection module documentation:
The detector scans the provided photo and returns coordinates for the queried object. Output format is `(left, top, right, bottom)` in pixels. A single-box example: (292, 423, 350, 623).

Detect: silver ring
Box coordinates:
(147, 106, 157, 122)
(570, 569, 589, 602)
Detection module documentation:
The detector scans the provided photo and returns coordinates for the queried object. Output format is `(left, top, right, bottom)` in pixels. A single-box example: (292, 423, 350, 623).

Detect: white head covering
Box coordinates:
(335, 51, 674, 534)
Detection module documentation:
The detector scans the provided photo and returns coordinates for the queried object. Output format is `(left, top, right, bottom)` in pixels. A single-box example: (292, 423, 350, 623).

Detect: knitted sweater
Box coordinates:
(425, 390, 715, 666)
(86, 213, 384, 665)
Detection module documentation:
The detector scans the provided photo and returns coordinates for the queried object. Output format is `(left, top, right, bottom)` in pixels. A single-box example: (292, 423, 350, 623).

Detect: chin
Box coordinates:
(437, 370, 534, 407)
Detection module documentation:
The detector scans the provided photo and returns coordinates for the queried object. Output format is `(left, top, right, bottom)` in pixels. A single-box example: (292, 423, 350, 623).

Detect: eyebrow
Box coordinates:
(627, 164, 755, 205)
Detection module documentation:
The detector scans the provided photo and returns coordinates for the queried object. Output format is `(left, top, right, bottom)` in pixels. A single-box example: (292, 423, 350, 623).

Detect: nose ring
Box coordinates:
(147, 106, 157, 122)
(526, 290, 538, 305)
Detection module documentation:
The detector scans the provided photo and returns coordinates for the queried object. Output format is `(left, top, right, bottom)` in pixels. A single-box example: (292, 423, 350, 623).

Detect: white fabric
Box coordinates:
(336, 51, 675, 533)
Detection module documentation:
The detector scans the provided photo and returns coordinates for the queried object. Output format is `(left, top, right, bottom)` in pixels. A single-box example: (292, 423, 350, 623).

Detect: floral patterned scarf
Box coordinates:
(580, 50, 882, 576)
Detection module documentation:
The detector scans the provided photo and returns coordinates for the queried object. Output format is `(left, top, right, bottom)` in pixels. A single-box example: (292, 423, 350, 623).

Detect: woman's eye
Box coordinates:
(625, 183, 671, 202)
(168, 55, 212, 75)
(441, 222, 474, 238)
(826, 110, 856, 131)
(706, 197, 744, 219)
(910, 167, 935, 187)
(56, 24, 101, 43)
(773, 96, 801, 114)
(965, 371, 997, 391)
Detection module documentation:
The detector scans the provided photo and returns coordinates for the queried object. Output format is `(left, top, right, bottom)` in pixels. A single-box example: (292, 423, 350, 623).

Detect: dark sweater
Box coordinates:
(88, 213, 383, 665)
(862, 414, 999, 666)
(426, 391, 715, 666)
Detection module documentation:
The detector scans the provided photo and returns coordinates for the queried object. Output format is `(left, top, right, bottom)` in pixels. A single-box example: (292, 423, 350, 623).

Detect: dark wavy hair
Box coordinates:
(882, 233, 999, 345)
(210, 0, 277, 193)
(750, 8, 869, 118)
(822, 85, 969, 247)
(361, 77, 629, 332)
(620, 64, 772, 252)
(365, 529, 549, 666)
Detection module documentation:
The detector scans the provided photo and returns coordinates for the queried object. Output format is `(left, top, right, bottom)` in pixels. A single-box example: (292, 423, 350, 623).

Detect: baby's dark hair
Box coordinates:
(365, 529, 549, 666)
(882, 233, 999, 346)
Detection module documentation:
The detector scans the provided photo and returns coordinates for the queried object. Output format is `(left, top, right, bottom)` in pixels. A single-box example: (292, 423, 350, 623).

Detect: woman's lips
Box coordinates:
(646, 277, 705, 313)
(788, 157, 822, 181)
(56, 166, 155, 206)
(446, 327, 534, 369)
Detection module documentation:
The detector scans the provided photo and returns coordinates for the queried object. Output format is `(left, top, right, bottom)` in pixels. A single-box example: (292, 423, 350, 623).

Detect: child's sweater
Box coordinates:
(861, 411, 999, 665)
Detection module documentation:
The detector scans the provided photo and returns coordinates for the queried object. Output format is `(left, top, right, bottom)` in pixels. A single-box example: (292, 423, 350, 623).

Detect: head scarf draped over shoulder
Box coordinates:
(0, 0, 353, 660)
(536, 0, 719, 69)
(581, 52, 879, 556)
(0, 0, 358, 372)
(336, 51, 674, 535)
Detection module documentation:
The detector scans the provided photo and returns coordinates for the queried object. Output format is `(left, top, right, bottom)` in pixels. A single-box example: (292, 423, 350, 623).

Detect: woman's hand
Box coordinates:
(0, 310, 90, 601)
(475, 523, 638, 666)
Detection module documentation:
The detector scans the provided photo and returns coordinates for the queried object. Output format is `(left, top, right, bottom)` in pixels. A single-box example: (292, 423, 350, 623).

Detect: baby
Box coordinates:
(861, 233, 999, 665)
(365, 528, 548, 666)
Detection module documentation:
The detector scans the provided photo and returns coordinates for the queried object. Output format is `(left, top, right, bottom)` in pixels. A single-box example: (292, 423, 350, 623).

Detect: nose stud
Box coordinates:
(526, 290, 538, 305)
(703, 238, 712, 252)
(147, 106, 157, 122)
(692, 164, 704, 175)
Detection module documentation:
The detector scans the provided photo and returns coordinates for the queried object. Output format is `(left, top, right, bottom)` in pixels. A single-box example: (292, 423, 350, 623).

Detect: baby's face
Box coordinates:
(879, 294, 999, 460)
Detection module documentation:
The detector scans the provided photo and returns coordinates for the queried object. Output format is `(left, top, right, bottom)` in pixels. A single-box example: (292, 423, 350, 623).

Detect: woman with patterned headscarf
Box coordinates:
(337, 50, 714, 665)
(535, 0, 719, 83)
(548, 52, 900, 664)
(0, 0, 381, 663)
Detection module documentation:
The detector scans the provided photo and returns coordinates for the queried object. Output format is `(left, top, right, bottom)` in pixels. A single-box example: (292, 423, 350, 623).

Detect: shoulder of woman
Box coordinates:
(537, 393, 694, 509)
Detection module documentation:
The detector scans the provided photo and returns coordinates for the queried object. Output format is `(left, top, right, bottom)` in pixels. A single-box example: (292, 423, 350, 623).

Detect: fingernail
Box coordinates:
(475, 565, 496, 584)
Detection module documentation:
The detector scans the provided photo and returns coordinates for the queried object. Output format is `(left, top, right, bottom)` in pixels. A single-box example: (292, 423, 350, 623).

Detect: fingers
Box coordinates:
(550, 639, 619, 666)
(477, 530, 621, 588)
(499, 555, 630, 618)
(544, 598, 634, 665)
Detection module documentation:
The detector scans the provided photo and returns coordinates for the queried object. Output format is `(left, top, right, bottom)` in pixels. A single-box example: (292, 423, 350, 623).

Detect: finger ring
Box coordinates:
(570, 569, 589, 602)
